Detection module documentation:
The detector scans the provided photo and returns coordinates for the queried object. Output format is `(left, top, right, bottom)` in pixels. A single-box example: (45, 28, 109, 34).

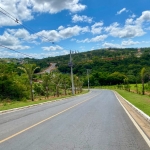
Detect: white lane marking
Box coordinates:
(114, 92, 150, 147)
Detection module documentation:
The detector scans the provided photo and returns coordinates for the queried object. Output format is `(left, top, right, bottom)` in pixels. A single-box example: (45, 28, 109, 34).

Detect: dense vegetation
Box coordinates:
(0, 47, 150, 102)
(0, 61, 83, 102)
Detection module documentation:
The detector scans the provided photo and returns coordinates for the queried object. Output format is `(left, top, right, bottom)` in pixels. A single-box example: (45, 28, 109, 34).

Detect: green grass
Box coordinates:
(115, 89, 150, 116)
(129, 83, 150, 95)
(0, 90, 88, 111)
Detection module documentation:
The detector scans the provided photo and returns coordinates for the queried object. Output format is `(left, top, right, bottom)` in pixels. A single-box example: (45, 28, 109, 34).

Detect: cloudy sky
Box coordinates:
(0, 0, 150, 58)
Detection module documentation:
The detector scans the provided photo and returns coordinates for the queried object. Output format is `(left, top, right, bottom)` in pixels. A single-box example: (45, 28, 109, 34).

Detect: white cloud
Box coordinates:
(125, 18, 134, 25)
(0, 25, 90, 51)
(0, 0, 86, 27)
(117, 8, 128, 15)
(9, 45, 30, 50)
(102, 42, 121, 48)
(91, 21, 103, 34)
(58, 26, 65, 30)
(59, 25, 89, 39)
(104, 11, 150, 39)
(36, 25, 89, 42)
(36, 50, 69, 58)
(31, 0, 86, 13)
(136, 11, 150, 24)
(0, 0, 33, 27)
(21, 0, 86, 14)
(141, 40, 150, 44)
(105, 22, 145, 38)
(42, 45, 63, 51)
(2, 28, 36, 41)
(7, 28, 37, 42)
(77, 35, 107, 43)
(36, 30, 61, 42)
(72, 14, 93, 23)
(121, 40, 140, 46)
(0, 50, 24, 58)
(0, 29, 31, 50)
(130, 14, 136, 18)
(105, 11, 150, 39)
(0, 48, 69, 59)
(0, 31, 20, 46)
(32, 49, 69, 58)
(103, 40, 140, 48)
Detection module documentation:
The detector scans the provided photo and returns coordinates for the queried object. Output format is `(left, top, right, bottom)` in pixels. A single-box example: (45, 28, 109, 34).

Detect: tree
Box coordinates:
(108, 72, 126, 85)
(74, 75, 79, 94)
(61, 74, 70, 95)
(18, 64, 39, 101)
(140, 67, 150, 95)
(42, 72, 53, 98)
(123, 77, 130, 92)
(52, 73, 63, 97)
(140, 67, 146, 95)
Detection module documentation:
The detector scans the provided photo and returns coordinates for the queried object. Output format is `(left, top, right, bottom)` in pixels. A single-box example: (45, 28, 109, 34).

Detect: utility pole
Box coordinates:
(87, 69, 90, 91)
(69, 50, 75, 95)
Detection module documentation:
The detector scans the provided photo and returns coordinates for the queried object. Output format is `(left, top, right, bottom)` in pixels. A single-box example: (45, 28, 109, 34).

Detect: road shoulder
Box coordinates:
(114, 91, 150, 140)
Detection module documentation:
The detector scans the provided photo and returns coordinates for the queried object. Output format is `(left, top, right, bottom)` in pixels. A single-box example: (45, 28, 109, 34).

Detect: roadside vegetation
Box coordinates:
(0, 90, 88, 111)
(0, 47, 150, 112)
(115, 89, 150, 116)
(0, 62, 84, 111)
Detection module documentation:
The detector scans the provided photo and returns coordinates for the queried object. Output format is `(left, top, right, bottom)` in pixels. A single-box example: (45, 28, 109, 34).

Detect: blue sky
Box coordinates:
(0, 0, 150, 59)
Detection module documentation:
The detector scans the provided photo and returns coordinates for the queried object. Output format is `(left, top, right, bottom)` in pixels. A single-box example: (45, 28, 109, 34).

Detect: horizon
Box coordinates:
(1, 47, 149, 61)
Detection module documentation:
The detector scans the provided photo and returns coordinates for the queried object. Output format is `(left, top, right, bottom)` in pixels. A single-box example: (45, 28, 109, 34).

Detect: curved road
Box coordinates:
(0, 90, 149, 150)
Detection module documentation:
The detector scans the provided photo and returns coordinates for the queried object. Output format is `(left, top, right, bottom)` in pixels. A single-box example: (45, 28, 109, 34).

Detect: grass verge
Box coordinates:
(115, 89, 150, 116)
(0, 90, 88, 111)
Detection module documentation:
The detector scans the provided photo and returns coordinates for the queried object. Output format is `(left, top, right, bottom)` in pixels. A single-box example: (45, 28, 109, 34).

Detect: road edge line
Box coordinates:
(114, 92, 150, 147)
(0, 93, 97, 144)
(0, 90, 91, 115)
(115, 91, 150, 123)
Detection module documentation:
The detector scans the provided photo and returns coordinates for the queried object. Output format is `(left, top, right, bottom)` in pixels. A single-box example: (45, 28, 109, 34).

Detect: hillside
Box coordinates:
(1, 47, 150, 77)
(28, 47, 150, 85)
(0, 47, 150, 101)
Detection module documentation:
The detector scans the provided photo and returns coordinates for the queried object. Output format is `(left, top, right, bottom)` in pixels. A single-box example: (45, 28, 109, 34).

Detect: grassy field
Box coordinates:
(0, 90, 88, 111)
(115, 89, 150, 116)
(129, 83, 150, 95)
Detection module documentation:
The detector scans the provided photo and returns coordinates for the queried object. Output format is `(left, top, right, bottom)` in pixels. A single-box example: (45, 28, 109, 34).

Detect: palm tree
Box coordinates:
(52, 73, 62, 97)
(61, 74, 70, 95)
(18, 64, 39, 101)
(42, 72, 53, 99)
(140, 67, 146, 95)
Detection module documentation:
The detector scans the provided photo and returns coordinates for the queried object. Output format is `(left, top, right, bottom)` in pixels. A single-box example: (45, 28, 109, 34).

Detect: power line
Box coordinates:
(0, 6, 80, 56)
(0, 6, 54, 43)
(0, 44, 33, 58)
(0, 9, 17, 23)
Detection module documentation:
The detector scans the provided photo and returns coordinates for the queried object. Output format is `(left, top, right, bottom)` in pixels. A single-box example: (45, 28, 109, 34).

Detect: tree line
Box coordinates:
(0, 47, 150, 101)
(0, 62, 83, 102)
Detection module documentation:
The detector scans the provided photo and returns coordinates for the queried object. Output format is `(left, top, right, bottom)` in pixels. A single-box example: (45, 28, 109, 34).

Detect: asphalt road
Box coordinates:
(0, 90, 149, 150)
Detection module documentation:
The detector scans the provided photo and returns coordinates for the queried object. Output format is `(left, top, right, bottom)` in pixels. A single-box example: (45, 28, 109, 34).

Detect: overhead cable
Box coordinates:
(0, 6, 54, 43)
(0, 44, 33, 58)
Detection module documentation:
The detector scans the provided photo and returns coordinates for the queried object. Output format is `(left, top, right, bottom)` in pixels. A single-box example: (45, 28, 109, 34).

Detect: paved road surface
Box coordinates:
(0, 90, 149, 150)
